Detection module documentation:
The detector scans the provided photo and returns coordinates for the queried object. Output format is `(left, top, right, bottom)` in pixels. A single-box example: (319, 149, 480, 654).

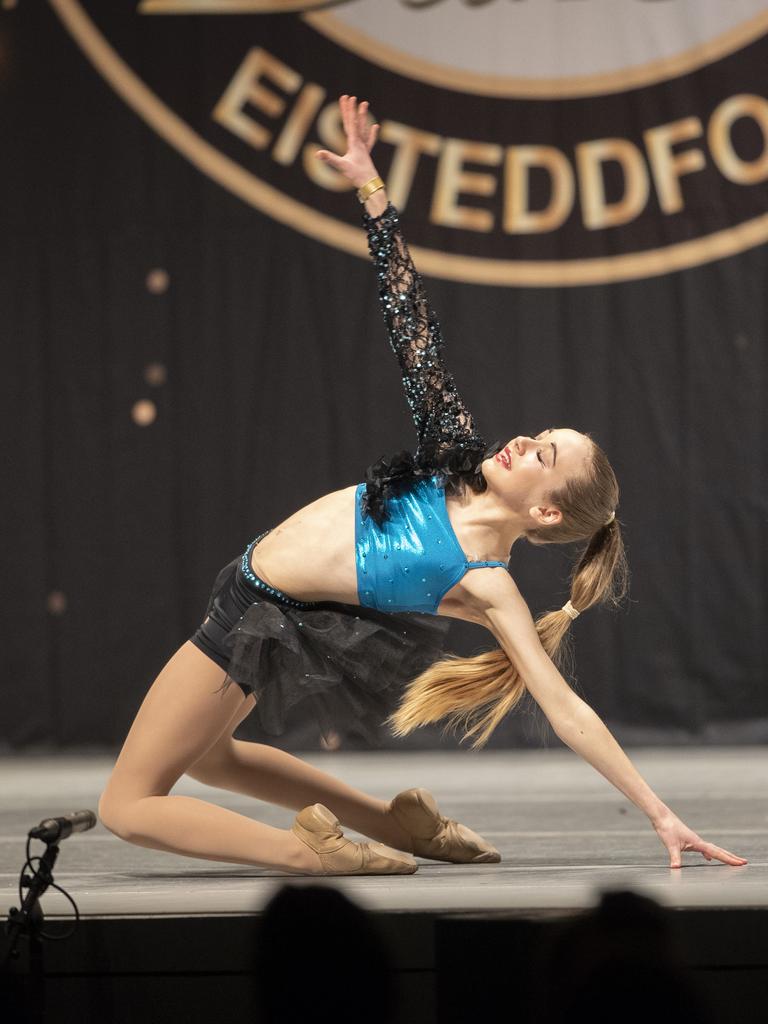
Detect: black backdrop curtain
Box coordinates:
(2, 2, 766, 750)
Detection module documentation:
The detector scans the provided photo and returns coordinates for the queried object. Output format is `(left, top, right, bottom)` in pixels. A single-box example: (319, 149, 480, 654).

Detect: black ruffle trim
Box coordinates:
(360, 438, 506, 526)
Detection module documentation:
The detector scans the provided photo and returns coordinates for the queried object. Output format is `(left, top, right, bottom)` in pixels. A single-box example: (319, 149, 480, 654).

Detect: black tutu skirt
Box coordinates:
(189, 535, 452, 743)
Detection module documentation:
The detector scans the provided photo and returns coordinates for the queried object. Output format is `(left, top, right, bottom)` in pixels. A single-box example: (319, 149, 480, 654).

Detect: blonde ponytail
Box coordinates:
(388, 438, 628, 749)
(387, 605, 574, 749)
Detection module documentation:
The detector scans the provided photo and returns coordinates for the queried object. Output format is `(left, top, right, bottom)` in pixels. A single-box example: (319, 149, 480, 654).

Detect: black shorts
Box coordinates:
(187, 535, 451, 740)
(189, 560, 252, 695)
(189, 532, 316, 697)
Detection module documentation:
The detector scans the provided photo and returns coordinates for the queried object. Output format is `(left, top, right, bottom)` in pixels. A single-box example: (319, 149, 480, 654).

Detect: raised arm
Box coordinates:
(360, 200, 484, 453)
(316, 95, 484, 455)
(460, 570, 748, 869)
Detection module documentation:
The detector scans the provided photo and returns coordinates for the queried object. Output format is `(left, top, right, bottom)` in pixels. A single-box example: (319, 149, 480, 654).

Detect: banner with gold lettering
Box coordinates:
(3, 0, 767, 748)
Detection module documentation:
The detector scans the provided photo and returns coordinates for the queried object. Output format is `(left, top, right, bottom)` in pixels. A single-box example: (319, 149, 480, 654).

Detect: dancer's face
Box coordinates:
(482, 428, 592, 527)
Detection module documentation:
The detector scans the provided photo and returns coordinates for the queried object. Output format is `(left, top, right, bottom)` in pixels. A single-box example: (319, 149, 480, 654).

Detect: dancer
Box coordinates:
(97, 96, 747, 875)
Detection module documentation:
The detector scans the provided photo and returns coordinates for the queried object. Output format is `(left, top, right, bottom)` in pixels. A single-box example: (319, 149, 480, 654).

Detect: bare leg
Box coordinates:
(187, 739, 414, 852)
(98, 641, 321, 872)
(105, 793, 320, 870)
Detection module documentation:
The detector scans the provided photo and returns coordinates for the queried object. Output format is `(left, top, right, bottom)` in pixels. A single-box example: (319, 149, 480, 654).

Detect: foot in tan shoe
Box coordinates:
(292, 803, 418, 876)
(389, 788, 501, 864)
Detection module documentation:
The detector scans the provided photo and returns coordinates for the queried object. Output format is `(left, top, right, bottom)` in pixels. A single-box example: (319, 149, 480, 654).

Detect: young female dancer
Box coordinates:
(97, 96, 747, 876)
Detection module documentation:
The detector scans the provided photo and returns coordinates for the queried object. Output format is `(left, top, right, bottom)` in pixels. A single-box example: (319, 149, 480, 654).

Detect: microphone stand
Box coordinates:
(2, 841, 62, 1024)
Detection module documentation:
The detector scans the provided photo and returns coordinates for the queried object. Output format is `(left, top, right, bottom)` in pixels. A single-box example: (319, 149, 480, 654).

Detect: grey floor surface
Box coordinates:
(1, 747, 765, 918)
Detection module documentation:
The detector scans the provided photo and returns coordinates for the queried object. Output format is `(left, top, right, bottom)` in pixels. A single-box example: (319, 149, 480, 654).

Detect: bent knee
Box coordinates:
(98, 791, 137, 840)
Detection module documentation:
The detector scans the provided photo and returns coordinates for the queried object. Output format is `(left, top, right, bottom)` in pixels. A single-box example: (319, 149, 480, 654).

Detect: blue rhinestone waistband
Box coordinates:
(240, 531, 318, 609)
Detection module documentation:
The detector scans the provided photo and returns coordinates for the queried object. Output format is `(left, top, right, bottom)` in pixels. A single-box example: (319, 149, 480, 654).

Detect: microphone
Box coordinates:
(28, 810, 97, 843)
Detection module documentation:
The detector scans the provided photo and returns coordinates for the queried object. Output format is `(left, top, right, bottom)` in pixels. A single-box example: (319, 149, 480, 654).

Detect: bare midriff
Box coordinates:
(248, 483, 497, 624)
(248, 484, 360, 605)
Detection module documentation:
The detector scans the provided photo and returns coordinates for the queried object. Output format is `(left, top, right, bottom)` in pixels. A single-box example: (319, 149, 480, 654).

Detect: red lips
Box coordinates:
(495, 446, 512, 470)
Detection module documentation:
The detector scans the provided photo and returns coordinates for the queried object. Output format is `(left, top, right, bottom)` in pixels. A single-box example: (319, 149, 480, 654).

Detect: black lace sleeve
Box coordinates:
(362, 202, 486, 457)
(360, 202, 501, 525)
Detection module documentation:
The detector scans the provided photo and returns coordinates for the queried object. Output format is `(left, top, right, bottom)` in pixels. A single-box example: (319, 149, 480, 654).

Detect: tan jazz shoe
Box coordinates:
(389, 788, 501, 864)
(292, 803, 418, 876)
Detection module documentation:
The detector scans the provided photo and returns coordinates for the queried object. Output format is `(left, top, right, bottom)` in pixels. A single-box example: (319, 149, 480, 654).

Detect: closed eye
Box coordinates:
(535, 428, 554, 467)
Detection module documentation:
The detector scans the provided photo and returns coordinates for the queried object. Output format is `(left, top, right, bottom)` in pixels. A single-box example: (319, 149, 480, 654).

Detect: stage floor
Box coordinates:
(1, 747, 766, 918)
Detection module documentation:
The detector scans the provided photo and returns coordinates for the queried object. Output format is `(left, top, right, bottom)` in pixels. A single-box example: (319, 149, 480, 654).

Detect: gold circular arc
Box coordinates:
(304, 9, 768, 99)
(51, 0, 768, 288)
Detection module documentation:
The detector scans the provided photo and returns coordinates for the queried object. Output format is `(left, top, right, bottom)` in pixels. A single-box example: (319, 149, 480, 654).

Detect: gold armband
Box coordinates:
(356, 176, 385, 204)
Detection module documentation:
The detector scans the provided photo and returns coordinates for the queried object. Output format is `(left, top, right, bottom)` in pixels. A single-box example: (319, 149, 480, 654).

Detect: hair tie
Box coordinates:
(562, 600, 580, 621)
(605, 510, 616, 526)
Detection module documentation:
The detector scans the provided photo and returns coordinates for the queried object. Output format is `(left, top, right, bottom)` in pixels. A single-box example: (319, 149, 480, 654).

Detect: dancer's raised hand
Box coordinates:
(315, 94, 380, 187)
(653, 810, 748, 869)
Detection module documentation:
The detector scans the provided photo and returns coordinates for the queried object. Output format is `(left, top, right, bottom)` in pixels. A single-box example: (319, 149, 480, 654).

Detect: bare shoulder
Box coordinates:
(452, 566, 531, 620)
(448, 567, 549, 675)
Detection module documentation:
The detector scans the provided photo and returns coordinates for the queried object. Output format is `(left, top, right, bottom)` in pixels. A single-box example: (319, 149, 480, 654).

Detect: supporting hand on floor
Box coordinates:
(653, 810, 748, 868)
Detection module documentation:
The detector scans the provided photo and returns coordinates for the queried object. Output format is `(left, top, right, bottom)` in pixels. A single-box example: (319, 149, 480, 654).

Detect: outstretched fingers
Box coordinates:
(315, 95, 355, 166)
(696, 841, 748, 867)
(315, 148, 342, 169)
(357, 99, 377, 149)
(315, 94, 380, 183)
(364, 119, 380, 153)
(340, 95, 378, 151)
(357, 98, 368, 137)
(669, 838, 748, 869)
(340, 93, 359, 144)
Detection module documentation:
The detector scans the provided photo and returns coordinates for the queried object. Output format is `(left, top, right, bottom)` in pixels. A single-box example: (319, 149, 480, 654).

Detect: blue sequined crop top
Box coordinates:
(355, 475, 507, 614)
(241, 201, 506, 617)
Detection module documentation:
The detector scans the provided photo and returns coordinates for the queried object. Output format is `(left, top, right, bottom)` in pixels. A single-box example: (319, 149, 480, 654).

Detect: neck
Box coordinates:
(451, 483, 530, 558)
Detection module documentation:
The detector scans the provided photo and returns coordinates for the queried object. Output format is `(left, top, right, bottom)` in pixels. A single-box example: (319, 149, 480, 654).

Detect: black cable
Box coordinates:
(15, 838, 81, 945)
